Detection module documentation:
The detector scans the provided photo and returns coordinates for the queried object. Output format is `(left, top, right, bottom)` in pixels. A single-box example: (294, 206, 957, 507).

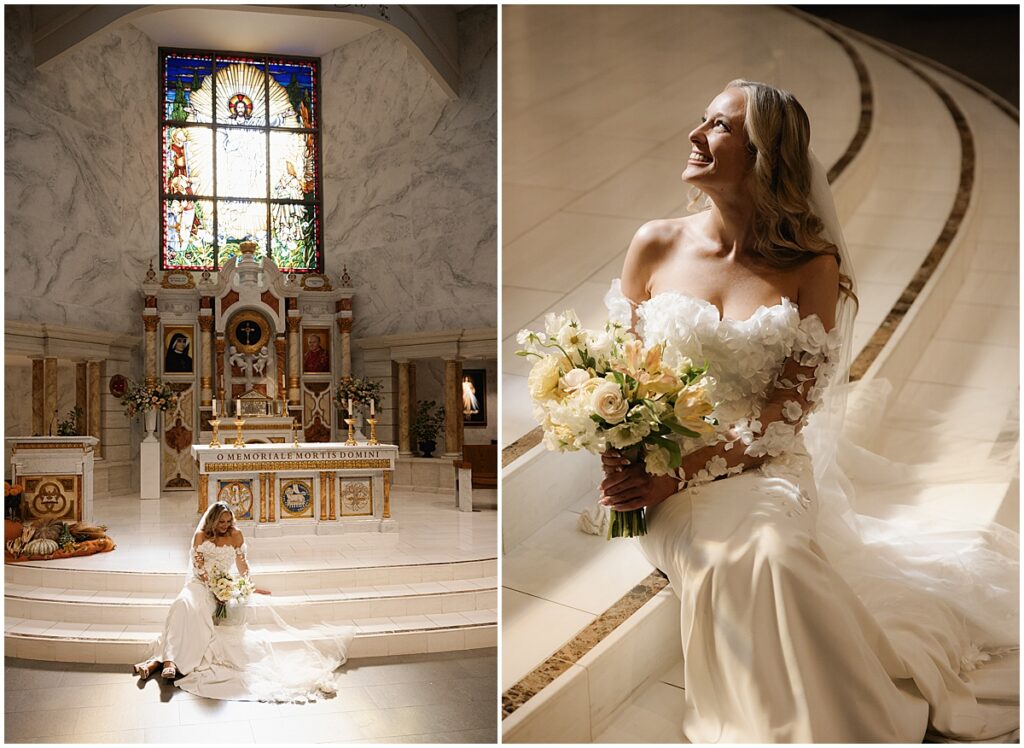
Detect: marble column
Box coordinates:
(43, 357, 58, 436)
(31, 358, 44, 435)
(274, 337, 287, 403)
(75, 362, 88, 430)
(337, 317, 352, 378)
(87, 360, 103, 458)
(397, 360, 411, 455)
(443, 359, 462, 458)
(287, 314, 302, 404)
(143, 313, 160, 386)
(198, 313, 213, 406)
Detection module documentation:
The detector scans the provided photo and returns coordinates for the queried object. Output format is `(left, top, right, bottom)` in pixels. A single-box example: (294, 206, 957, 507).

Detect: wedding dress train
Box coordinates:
(606, 281, 1019, 742)
(153, 540, 354, 702)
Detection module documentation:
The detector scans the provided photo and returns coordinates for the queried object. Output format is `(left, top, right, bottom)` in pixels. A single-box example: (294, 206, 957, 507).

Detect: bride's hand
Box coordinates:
(599, 460, 677, 512)
(255, 587, 272, 595)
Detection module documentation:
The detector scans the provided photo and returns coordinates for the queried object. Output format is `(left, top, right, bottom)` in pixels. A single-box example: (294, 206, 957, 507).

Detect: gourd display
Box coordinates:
(24, 538, 59, 556)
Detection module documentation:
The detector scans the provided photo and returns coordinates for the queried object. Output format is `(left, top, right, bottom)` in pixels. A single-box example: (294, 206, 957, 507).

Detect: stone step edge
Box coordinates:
(6, 624, 498, 663)
(5, 580, 497, 607)
(5, 556, 497, 577)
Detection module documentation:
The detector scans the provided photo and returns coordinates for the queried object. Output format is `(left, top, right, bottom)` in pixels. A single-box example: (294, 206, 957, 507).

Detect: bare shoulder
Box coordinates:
(230, 528, 245, 547)
(797, 253, 840, 329)
(192, 530, 207, 548)
(622, 218, 687, 300)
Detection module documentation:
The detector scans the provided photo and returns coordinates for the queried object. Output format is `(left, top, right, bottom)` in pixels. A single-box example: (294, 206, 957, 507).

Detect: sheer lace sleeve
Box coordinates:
(680, 313, 842, 488)
(192, 544, 210, 583)
(234, 541, 250, 578)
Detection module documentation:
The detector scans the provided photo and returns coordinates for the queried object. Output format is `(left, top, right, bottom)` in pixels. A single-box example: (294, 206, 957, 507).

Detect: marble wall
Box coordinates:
(323, 6, 497, 353)
(4, 7, 158, 334)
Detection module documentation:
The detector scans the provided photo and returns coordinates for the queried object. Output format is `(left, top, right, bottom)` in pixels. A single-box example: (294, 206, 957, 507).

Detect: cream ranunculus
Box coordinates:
(528, 355, 563, 402)
(561, 367, 591, 392)
(592, 380, 629, 424)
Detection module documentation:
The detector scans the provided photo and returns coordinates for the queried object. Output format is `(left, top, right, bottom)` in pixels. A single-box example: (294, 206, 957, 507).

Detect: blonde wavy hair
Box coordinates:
(690, 79, 856, 304)
(200, 501, 235, 538)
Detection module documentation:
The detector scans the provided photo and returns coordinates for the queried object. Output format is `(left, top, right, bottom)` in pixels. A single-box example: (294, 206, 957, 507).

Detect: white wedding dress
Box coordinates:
(152, 539, 353, 702)
(605, 281, 1019, 743)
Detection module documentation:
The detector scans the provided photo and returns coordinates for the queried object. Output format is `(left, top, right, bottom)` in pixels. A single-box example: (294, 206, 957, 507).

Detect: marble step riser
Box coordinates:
(6, 625, 497, 664)
(5, 560, 498, 593)
(7, 589, 498, 625)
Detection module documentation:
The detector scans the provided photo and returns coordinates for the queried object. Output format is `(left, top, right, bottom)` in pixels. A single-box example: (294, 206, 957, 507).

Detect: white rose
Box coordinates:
(528, 356, 562, 402)
(561, 368, 591, 392)
(592, 381, 628, 424)
(588, 330, 613, 360)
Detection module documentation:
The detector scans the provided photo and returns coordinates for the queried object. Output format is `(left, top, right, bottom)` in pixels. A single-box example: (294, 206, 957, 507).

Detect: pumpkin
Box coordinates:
(24, 538, 59, 556)
(33, 520, 63, 541)
(4, 519, 22, 542)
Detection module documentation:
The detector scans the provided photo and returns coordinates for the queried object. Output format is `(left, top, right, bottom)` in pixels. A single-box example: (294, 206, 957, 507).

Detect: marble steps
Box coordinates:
(5, 577, 499, 626)
(4, 609, 498, 664)
(4, 557, 497, 594)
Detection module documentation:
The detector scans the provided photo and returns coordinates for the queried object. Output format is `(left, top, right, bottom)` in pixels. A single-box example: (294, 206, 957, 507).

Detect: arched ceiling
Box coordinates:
(28, 4, 463, 98)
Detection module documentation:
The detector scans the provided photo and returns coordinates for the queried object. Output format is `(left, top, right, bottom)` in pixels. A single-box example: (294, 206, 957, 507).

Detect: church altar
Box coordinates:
(6, 437, 99, 523)
(191, 442, 398, 535)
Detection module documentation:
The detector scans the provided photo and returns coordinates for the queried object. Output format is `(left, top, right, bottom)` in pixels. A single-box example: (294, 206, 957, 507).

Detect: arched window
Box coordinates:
(160, 48, 322, 272)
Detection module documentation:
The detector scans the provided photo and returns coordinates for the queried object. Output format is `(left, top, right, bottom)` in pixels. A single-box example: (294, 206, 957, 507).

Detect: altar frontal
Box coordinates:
(192, 442, 398, 534)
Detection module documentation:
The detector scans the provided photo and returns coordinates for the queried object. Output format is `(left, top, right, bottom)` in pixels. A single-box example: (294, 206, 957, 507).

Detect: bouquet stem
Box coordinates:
(607, 445, 648, 539)
(215, 602, 227, 623)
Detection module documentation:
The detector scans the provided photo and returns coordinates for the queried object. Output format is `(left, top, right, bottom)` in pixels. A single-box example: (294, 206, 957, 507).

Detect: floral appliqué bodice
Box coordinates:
(188, 539, 246, 584)
(605, 279, 842, 473)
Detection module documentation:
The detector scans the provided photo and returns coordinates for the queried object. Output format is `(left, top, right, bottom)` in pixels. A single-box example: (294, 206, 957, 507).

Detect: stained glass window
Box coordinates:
(160, 49, 322, 272)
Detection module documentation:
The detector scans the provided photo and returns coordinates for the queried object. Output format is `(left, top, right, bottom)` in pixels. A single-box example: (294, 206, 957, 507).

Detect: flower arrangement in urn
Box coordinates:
(119, 379, 179, 417)
(334, 377, 383, 417)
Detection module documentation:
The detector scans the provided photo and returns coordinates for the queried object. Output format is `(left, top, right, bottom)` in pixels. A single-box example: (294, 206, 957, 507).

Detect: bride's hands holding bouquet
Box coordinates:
(599, 448, 679, 512)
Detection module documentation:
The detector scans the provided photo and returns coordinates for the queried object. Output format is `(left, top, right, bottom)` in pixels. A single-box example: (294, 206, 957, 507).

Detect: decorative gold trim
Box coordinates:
(200, 459, 393, 473)
(319, 473, 328, 520)
(204, 422, 293, 431)
(328, 471, 336, 520)
(12, 442, 91, 452)
(268, 472, 276, 522)
(259, 473, 267, 523)
(383, 471, 391, 519)
(161, 269, 196, 289)
(198, 473, 208, 514)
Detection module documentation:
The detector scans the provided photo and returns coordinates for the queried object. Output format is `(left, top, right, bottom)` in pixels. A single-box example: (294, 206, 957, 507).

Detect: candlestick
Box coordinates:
(236, 400, 241, 417)
(344, 418, 357, 446)
(212, 398, 217, 415)
(347, 398, 353, 416)
(232, 417, 246, 448)
(370, 399, 375, 417)
(292, 419, 300, 448)
(367, 417, 379, 445)
(208, 417, 221, 448)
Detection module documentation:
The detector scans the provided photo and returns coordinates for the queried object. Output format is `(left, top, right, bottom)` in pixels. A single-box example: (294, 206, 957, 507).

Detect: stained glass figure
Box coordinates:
(159, 48, 321, 272)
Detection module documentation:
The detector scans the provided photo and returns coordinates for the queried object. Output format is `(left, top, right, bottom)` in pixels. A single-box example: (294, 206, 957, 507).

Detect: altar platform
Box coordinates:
(5, 486, 497, 664)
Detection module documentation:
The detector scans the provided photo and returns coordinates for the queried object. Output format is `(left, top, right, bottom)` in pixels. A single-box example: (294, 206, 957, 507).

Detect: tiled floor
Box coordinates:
(4, 648, 497, 744)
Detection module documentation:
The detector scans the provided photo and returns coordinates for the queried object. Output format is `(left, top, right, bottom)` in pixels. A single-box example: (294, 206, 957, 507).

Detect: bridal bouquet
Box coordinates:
(517, 311, 715, 538)
(209, 570, 255, 622)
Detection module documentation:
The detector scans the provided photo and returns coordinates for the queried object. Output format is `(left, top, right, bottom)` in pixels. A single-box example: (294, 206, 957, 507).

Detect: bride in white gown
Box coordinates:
(133, 501, 353, 702)
(598, 80, 1018, 742)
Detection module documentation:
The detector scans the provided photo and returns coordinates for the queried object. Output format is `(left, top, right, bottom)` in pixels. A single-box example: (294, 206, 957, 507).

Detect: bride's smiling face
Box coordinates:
(215, 511, 233, 536)
(683, 87, 752, 193)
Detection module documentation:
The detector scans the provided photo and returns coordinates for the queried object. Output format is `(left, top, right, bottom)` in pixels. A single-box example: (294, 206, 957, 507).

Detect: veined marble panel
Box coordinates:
(5, 8, 158, 336)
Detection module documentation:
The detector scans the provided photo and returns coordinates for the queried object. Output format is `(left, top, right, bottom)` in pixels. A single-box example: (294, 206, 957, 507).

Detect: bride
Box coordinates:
(598, 79, 1018, 742)
(133, 501, 353, 702)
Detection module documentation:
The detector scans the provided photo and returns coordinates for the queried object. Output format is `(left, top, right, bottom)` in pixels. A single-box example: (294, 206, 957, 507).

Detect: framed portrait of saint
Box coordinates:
(163, 326, 195, 374)
(302, 328, 331, 373)
(462, 368, 487, 427)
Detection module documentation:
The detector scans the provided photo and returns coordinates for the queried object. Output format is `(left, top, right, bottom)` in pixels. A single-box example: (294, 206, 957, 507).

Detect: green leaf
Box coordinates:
(663, 420, 701, 439)
(650, 434, 682, 469)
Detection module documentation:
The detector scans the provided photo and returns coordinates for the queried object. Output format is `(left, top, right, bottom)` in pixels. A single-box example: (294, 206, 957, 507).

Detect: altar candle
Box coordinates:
(212, 399, 217, 415)
(370, 399, 375, 416)
(236, 400, 241, 417)
(348, 398, 353, 415)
